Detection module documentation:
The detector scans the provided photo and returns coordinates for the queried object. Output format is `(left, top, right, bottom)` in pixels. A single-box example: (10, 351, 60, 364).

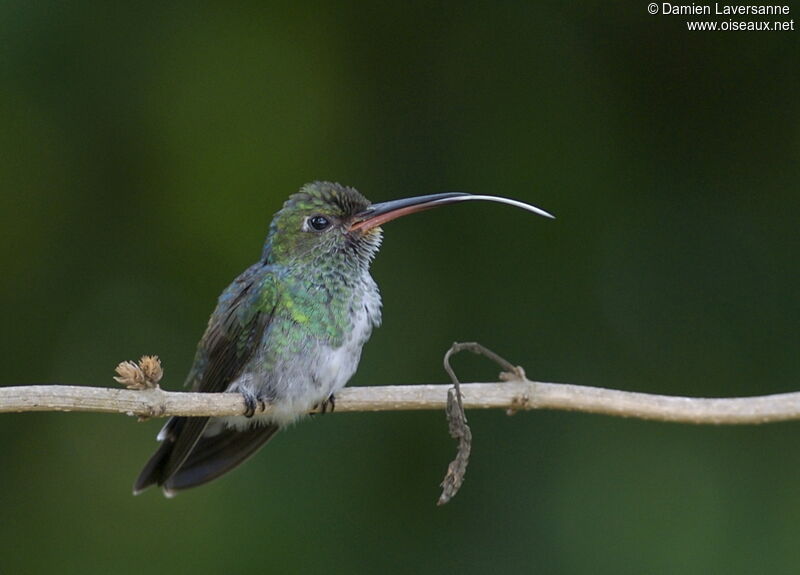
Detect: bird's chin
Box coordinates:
(348, 224, 382, 237)
(346, 226, 382, 249)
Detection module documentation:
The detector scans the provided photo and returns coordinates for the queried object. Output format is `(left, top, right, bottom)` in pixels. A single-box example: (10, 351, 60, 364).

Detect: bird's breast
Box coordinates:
(313, 273, 382, 395)
(229, 272, 381, 428)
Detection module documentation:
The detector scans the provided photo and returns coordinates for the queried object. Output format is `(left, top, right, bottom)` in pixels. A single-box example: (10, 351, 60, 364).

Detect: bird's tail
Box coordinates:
(133, 416, 280, 496)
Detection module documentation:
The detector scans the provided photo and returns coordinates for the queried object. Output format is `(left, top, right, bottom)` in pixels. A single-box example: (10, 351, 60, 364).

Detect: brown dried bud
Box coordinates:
(113, 356, 163, 390)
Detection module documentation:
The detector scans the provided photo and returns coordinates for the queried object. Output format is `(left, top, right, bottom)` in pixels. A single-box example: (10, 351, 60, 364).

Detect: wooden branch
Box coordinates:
(5, 347, 790, 505)
(3, 381, 800, 424)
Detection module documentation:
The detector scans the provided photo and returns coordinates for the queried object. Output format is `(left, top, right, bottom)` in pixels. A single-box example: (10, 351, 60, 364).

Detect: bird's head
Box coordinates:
(263, 182, 379, 269)
(263, 181, 554, 270)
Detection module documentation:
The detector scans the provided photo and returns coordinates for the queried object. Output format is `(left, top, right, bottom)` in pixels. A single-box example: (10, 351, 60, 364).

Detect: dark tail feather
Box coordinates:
(133, 416, 211, 495)
(161, 423, 280, 495)
(134, 416, 280, 496)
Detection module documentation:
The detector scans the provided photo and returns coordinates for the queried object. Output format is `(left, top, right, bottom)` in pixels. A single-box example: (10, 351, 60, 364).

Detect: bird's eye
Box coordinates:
(307, 215, 331, 231)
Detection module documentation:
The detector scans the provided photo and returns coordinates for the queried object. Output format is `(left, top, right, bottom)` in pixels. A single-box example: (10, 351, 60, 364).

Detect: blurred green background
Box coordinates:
(1, 2, 799, 573)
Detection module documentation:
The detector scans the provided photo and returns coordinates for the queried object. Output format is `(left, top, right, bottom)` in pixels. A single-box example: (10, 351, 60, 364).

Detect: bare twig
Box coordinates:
(2, 344, 800, 426)
(444, 341, 520, 376)
(4, 382, 800, 424)
(2, 345, 797, 505)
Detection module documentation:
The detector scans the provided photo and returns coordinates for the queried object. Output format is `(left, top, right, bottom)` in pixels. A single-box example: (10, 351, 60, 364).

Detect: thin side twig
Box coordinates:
(438, 342, 530, 504)
(438, 343, 474, 505)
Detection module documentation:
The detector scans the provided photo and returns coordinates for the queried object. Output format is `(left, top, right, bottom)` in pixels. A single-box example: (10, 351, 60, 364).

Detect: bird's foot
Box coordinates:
(243, 393, 257, 418)
(242, 392, 266, 418)
(320, 394, 336, 414)
(310, 394, 336, 416)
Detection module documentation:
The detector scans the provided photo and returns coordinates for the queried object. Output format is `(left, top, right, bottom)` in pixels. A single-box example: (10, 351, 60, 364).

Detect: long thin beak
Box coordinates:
(350, 192, 554, 233)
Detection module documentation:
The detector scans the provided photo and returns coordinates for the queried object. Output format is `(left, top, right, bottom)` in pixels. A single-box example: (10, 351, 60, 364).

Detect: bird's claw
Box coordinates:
(242, 393, 263, 418)
(320, 394, 336, 414)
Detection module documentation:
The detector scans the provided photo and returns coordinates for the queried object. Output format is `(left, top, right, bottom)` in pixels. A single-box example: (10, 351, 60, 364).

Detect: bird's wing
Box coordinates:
(138, 264, 278, 489)
(186, 262, 277, 393)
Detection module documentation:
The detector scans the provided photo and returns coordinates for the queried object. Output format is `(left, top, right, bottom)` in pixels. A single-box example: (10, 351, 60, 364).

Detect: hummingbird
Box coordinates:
(134, 181, 553, 496)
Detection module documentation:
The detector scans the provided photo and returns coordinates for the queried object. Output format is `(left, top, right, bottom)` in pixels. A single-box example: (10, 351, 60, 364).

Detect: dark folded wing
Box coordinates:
(134, 263, 277, 492)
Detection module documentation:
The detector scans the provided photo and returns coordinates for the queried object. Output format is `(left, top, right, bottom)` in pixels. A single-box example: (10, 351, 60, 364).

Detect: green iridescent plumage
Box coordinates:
(135, 182, 382, 495)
